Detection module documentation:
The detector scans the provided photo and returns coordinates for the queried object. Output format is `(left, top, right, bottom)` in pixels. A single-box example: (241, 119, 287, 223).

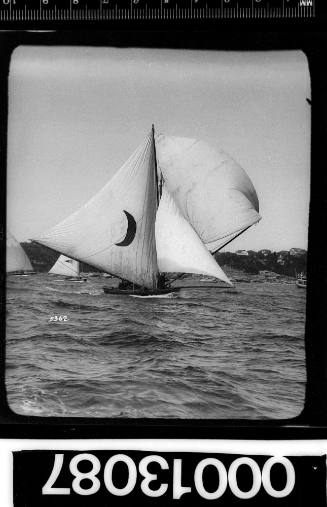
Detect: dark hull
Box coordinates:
(9, 271, 37, 275)
(52, 277, 87, 282)
(103, 287, 180, 296)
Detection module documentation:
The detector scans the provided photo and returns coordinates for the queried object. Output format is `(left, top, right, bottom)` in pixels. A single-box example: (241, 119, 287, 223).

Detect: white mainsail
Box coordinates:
(33, 131, 159, 289)
(6, 231, 33, 273)
(155, 135, 261, 253)
(49, 255, 80, 277)
(156, 187, 232, 285)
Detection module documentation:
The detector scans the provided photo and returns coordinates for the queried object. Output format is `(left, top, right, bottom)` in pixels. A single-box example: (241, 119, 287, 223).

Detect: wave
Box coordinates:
(53, 300, 101, 312)
(5, 276, 306, 419)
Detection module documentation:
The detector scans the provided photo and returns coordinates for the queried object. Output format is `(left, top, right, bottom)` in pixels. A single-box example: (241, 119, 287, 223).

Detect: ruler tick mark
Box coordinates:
(0, 0, 315, 22)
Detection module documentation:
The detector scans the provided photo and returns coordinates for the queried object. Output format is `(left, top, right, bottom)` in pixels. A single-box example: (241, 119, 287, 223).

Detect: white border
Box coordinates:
(1, 439, 326, 506)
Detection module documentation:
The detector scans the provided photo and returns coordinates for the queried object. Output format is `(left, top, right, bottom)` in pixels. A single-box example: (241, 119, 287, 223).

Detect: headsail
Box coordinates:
(156, 187, 232, 285)
(33, 131, 159, 289)
(49, 255, 80, 277)
(155, 135, 261, 253)
(6, 231, 33, 273)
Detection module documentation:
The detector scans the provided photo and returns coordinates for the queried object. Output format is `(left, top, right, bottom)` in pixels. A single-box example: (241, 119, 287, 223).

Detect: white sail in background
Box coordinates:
(156, 188, 232, 285)
(6, 231, 33, 273)
(155, 135, 261, 253)
(49, 255, 79, 277)
(33, 131, 159, 289)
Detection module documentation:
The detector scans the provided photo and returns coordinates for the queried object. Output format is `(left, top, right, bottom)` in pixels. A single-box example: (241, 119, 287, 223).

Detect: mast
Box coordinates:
(152, 124, 161, 204)
(152, 124, 165, 289)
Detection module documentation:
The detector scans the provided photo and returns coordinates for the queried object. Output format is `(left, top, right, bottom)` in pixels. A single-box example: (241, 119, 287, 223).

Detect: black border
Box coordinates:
(1, 29, 326, 439)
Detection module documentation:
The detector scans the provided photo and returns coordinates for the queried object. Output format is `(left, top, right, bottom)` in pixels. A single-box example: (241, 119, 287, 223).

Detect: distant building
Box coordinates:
(259, 270, 280, 278)
(258, 249, 271, 257)
(277, 250, 289, 265)
(290, 248, 306, 257)
(235, 250, 249, 256)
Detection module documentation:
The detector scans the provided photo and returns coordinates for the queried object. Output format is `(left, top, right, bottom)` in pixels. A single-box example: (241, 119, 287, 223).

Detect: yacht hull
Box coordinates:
(103, 287, 180, 297)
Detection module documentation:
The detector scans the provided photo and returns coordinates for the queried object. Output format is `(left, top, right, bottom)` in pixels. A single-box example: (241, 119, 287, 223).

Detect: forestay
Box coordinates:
(6, 231, 33, 273)
(156, 187, 232, 285)
(49, 255, 80, 277)
(34, 131, 159, 289)
(155, 135, 261, 253)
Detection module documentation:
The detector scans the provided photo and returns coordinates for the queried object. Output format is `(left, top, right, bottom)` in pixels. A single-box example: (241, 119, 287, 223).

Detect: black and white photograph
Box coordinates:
(6, 46, 310, 420)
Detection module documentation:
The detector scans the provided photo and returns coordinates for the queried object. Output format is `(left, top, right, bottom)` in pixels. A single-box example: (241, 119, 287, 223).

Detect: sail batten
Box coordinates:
(6, 231, 33, 273)
(155, 135, 261, 252)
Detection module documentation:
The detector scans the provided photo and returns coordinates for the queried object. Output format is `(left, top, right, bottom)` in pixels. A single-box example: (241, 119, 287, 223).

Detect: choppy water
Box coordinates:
(6, 274, 306, 419)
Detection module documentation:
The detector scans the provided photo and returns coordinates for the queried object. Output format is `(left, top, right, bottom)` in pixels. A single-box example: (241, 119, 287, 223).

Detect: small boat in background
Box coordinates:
(49, 255, 87, 282)
(296, 273, 307, 289)
(6, 231, 35, 275)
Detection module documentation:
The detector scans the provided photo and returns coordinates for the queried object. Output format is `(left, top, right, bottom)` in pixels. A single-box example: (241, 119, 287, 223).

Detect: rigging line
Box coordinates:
(152, 124, 160, 205)
(204, 213, 261, 253)
(213, 225, 252, 254)
(167, 272, 186, 285)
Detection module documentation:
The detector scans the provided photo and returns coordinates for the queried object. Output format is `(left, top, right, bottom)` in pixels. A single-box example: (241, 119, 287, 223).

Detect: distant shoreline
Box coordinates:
(215, 248, 306, 278)
(20, 242, 306, 279)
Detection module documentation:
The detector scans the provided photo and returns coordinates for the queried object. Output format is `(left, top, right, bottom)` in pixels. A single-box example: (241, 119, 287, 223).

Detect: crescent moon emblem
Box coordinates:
(115, 210, 137, 247)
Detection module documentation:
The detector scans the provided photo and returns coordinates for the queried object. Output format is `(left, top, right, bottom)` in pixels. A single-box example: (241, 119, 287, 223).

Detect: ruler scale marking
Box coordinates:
(0, 0, 315, 22)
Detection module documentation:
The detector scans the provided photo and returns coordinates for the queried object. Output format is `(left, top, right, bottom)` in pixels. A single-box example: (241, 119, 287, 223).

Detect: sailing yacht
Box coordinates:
(6, 231, 34, 275)
(49, 255, 86, 282)
(296, 273, 307, 289)
(32, 126, 261, 297)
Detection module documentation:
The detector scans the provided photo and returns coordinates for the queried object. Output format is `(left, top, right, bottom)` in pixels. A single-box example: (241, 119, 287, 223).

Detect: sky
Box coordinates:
(7, 46, 311, 251)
